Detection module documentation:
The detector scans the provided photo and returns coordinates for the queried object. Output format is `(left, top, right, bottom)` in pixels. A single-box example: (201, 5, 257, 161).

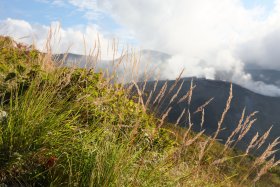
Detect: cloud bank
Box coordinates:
(96, 0, 280, 96)
(2, 1, 280, 96)
(0, 18, 118, 60)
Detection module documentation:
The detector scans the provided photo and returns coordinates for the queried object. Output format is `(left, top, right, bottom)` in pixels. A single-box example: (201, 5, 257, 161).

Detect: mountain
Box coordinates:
(52, 50, 171, 82)
(53, 50, 170, 69)
(136, 78, 280, 159)
(245, 68, 280, 87)
(53, 53, 109, 69)
(3, 35, 280, 186)
(57, 51, 280, 158)
(55, 51, 280, 87)
(139, 49, 171, 62)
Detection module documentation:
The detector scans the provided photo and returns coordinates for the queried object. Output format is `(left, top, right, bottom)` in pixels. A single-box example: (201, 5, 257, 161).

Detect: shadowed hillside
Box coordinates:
(246, 69, 280, 87)
(1, 36, 280, 186)
(137, 78, 280, 159)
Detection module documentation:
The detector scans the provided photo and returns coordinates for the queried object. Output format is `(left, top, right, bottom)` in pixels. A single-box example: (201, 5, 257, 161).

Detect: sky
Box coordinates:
(0, 0, 275, 52)
(1, 0, 280, 96)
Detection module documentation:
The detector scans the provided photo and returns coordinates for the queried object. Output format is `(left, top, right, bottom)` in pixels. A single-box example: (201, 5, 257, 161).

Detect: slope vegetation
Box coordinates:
(0, 36, 279, 186)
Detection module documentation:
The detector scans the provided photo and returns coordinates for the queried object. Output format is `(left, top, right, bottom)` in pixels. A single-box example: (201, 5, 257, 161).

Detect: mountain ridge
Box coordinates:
(136, 77, 280, 158)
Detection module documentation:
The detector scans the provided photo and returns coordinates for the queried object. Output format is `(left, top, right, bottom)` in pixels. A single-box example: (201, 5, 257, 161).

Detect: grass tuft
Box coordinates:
(0, 35, 279, 186)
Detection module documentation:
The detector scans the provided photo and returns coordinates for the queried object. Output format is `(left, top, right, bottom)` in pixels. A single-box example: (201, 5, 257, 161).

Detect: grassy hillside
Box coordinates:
(0, 36, 279, 186)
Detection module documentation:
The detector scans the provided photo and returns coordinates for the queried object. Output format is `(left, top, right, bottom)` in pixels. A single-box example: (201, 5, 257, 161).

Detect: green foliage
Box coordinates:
(0, 36, 279, 186)
(0, 36, 43, 104)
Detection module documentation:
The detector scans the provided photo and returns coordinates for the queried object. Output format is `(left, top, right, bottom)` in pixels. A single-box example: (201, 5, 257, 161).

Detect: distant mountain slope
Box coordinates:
(137, 78, 280, 158)
(140, 49, 171, 62)
(53, 53, 109, 69)
(245, 69, 280, 87)
(53, 50, 171, 69)
(56, 51, 280, 89)
(57, 52, 280, 159)
(53, 50, 171, 82)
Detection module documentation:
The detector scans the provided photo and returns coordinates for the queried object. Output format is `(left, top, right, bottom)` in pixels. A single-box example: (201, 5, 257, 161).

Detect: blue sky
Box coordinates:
(0, 0, 119, 30)
(243, 0, 274, 9)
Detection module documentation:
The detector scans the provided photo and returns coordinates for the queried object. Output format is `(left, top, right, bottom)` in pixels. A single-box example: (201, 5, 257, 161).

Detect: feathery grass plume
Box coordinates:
(155, 72, 186, 116)
(238, 137, 280, 184)
(237, 118, 257, 142)
(255, 126, 273, 150)
(175, 108, 186, 127)
(188, 79, 194, 106)
(253, 156, 276, 183)
(254, 137, 280, 167)
(157, 82, 169, 105)
(272, 159, 280, 168)
(140, 59, 158, 94)
(147, 72, 182, 116)
(129, 118, 141, 144)
(152, 80, 168, 106)
(153, 73, 160, 93)
(137, 62, 161, 108)
(144, 90, 153, 108)
(131, 51, 141, 81)
(169, 79, 184, 105)
(132, 81, 146, 112)
(213, 154, 247, 167)
(200, 108, 205, 130)
(182, 110, 193, 143)
(198, 137, 211, 163)
(168, 69, 184, 94)
(245, 132, 259, 155)
(212, 157, 231, 166)
(1, 35, 280, 186)
(126, 82, 135, 95)
(177, 90, 190, 104)
(184, 130, 205, 147)
(177, 80, 196, 104)
(225, 111, 257, 152)
(193, 97, 214, 114)
(211, 84, 233, 145)
(158, 107, 172, 129)
(224, 108, 246, 152)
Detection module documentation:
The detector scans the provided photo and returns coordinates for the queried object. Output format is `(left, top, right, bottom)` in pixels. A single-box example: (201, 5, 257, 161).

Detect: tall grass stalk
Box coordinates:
(0, 34, 279, 186)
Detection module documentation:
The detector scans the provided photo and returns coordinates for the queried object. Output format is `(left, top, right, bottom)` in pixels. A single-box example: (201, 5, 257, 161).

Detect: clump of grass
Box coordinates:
(0, 35, 279, 186)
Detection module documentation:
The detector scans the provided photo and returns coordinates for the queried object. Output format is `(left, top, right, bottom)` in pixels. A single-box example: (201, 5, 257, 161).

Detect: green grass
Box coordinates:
(0, 36, 279, 186)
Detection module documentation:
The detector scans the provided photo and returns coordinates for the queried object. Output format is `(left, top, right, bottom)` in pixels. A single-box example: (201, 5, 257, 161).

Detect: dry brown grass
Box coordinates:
(129, 61, 280, 185)
(4, 29, 280, 186)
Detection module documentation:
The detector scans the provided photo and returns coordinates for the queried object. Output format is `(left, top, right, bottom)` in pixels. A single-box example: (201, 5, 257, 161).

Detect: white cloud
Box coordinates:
(3, 1, 280, 96)
(67, 0, 101, 20)
(68, 0, 97, 11)
(95, 0, 280, 96)
(98, 0, 263, 58)
(35, 0, 66, 6)
(52, 0, 66, 6)
(0, 18, 118, 60)
(35, 0, 100, 20)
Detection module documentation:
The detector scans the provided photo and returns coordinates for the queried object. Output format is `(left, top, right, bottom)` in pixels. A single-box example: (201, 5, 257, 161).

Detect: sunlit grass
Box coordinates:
(0, 35, 279, 186)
